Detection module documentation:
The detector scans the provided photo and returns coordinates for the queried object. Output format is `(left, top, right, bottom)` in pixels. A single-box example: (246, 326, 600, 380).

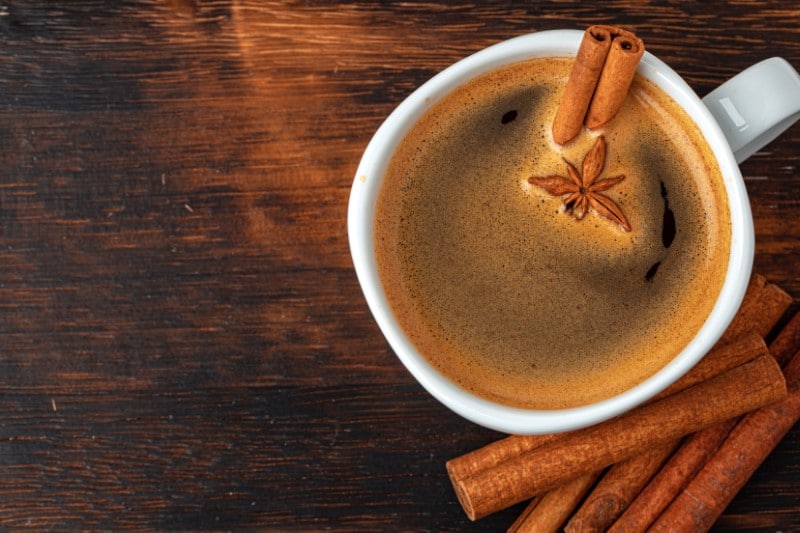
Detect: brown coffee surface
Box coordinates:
(375, 57, 731, 409)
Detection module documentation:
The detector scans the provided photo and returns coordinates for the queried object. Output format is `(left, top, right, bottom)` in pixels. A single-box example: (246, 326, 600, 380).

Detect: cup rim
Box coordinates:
(348, 29, 754, 434)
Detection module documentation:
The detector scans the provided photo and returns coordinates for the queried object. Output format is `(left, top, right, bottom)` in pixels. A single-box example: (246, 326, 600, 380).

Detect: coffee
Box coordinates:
(375, 57, 731, 410)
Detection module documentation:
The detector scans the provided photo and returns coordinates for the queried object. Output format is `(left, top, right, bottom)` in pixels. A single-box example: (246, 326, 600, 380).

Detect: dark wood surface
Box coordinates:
(1, 1, 798, 530)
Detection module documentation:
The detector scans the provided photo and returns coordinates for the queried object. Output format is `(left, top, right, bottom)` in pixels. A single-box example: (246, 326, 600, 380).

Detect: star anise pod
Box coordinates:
(529, 136, 631, 232)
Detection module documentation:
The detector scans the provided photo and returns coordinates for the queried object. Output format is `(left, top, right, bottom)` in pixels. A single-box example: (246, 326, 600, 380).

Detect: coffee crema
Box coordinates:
(375, 57, 731, 409)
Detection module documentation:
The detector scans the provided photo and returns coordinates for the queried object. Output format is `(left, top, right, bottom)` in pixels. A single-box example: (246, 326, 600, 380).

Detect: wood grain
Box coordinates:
(0, 1, 797, 529)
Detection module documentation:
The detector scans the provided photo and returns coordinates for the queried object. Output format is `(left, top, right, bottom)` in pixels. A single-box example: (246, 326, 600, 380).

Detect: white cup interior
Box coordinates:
(348, 30, 754, 434)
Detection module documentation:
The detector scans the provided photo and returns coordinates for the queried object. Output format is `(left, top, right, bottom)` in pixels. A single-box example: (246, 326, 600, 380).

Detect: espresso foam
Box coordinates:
(375, 57, 731, 409)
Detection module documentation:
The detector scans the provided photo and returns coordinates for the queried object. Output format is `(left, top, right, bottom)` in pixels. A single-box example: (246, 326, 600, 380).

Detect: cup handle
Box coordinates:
(702, 57, 800, 164)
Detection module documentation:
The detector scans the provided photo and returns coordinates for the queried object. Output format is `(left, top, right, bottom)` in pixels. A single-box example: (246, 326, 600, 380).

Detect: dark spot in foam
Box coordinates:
(645, 261, 661, 282)
(661, 181, 676, 249)
(501, 110, 518, 124)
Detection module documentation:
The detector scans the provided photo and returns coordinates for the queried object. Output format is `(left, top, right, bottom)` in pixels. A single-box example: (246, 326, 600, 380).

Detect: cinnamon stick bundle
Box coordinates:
(451, 355, 786, 520)
(552, 25, 644, 144)
(650, 344, 800, 532)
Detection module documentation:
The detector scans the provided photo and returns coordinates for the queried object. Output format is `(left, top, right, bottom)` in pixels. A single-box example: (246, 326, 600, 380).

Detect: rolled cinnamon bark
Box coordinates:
(506, 496, 540, 533)
(719, 274, 793, 342)
(509, 472, 600, 533)
(446, 433, 562, 484)
(652, 332, 768, 401)
(552, 26, 612, 144)
(584, 30, 644, 130)
(767, 311, 800, 364)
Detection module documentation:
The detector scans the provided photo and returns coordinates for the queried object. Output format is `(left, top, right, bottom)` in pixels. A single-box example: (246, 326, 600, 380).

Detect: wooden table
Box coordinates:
(1, 2, 798, 530)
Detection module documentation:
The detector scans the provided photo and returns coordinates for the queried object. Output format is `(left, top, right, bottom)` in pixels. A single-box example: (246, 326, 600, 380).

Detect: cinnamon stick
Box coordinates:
(652, 332, 767, 402)
(584, 28, 645, 129)
(446, 433, 561, 483)
(767, 311, 800, 367)
(552, 26, 612, 144)
(508, 472, 600, 533)
(506, 496, 540, 533)
(563, 441, 678, 532)
(451, 355, 786, 520)
(719, 273, 792, 343)
(650, 345, 800, 532)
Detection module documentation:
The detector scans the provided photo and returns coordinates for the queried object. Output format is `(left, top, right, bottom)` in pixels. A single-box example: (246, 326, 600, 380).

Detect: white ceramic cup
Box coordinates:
(348, 30, 800, 435)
